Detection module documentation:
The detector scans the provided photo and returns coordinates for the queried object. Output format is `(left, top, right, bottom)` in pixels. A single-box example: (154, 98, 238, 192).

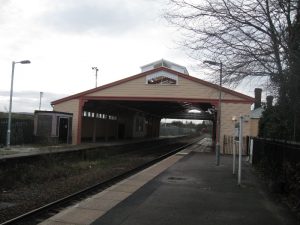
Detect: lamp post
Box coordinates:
(92, 67, 99, 88)
(204, 60, 222, 166)
(6, 60, 31, 149)
(232, 116, 237, 174)
(39, 91, 43, 110)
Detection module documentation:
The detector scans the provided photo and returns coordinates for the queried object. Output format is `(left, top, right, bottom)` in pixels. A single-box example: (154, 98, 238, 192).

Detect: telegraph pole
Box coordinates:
(92, 67, 99, 88)
(39, 92, 43, 110)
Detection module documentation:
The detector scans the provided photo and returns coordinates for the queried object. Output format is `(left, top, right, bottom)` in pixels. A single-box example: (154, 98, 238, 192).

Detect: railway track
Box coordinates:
(0, 136, 204, 225)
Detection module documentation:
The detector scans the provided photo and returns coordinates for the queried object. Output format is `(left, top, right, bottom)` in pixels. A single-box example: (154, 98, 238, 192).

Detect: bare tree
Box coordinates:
(165, 0, 300, 141)
(165, 0, 300, 87)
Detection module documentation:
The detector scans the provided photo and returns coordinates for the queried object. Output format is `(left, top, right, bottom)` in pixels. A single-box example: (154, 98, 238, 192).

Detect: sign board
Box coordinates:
(234, 122, 239, 141)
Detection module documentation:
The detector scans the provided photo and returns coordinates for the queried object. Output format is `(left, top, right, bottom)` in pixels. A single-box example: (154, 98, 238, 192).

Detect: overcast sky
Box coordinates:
(0, 0, 260, 113)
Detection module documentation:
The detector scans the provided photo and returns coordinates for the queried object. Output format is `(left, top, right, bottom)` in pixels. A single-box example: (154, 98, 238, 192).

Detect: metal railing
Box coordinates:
(252, 138, 300, 198)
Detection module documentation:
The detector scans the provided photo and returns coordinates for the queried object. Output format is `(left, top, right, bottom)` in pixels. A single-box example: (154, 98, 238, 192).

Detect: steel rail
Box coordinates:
(0, 137, 203, 225)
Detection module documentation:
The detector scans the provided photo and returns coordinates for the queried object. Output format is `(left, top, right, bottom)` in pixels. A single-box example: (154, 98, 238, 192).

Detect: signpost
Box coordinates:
(232, 118, 238, 175)
(232, 115, 248, 185)
(238, 115, 243, 185)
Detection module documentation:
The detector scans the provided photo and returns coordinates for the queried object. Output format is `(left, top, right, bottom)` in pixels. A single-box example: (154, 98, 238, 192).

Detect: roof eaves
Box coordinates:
(51, 66, 254, 105)
(160, 67, 255, 102)
(51, 67, 164, 105)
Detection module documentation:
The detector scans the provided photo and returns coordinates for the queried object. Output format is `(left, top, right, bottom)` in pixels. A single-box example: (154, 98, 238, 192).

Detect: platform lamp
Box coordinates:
(6, 60, 31, 149)
(92, 67, 99, 88)
(203, 60, 223, 166)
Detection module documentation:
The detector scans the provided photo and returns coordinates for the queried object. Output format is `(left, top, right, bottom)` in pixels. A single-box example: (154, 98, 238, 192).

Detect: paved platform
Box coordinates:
(0, 136, 184, 160)
(40, 138, 297, 225)
(92, 157, 296, 225)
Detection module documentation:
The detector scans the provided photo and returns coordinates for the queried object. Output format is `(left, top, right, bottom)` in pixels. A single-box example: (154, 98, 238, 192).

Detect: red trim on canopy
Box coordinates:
(52, 67, 254, 105)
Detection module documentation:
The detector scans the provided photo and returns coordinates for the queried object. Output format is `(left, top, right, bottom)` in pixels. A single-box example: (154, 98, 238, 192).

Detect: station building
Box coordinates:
(51, 59, 255, 149)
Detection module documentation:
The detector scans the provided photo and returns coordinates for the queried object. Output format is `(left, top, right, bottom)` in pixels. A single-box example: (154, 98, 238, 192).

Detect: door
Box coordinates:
(118, 123, 125, 139)
(59, 118, 69, 143)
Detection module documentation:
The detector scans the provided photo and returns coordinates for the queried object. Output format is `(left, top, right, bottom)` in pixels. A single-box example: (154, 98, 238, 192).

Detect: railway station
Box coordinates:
(2, 61, 297, 225)
(51, 59, 255, 149)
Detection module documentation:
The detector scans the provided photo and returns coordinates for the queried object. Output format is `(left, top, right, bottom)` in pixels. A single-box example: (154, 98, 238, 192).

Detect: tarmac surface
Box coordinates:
(39, 138, 298, 225)
(91, 149, 297, 224)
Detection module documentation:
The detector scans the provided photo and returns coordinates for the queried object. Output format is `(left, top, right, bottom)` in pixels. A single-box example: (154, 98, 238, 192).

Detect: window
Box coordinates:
(135, 117, 144, 132)
(37, 115, 52, 136)
(147, 76, 177, 84)
(146, 72, 178, 85)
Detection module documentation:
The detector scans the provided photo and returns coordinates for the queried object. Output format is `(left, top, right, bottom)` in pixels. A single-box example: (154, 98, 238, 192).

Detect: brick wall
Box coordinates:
(221, 102, 251, 151)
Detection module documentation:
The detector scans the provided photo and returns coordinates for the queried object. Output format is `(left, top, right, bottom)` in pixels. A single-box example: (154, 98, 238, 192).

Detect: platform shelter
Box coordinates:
(51, 59, 254, 150)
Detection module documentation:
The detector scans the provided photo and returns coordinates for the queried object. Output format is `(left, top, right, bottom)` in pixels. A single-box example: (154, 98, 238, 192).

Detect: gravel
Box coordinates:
(0, 153, 156, 223)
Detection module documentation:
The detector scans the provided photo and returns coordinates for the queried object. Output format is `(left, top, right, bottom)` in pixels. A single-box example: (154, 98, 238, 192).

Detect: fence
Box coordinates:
(0, 118, 34, 145)
(253, 138, 300, 166)
(252, 138, 300, 201)
(222, 135, 249, 155)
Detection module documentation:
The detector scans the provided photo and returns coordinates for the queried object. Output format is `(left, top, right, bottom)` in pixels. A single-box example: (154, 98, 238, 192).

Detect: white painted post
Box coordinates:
(233, 139, 236, 174)
(238, 115, 243, 185)
(232, 116, 237, 175)
(92, 115, 97, 143)
(249, 138, 254, 164)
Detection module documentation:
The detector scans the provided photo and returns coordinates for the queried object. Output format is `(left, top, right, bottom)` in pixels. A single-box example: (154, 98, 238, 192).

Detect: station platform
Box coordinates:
(0, 136, 184, 160)
(40, 138, 297, 225)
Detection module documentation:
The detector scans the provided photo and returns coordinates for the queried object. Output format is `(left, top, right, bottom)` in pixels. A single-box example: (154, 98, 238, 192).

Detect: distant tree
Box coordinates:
(171, 121, 184, 128)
